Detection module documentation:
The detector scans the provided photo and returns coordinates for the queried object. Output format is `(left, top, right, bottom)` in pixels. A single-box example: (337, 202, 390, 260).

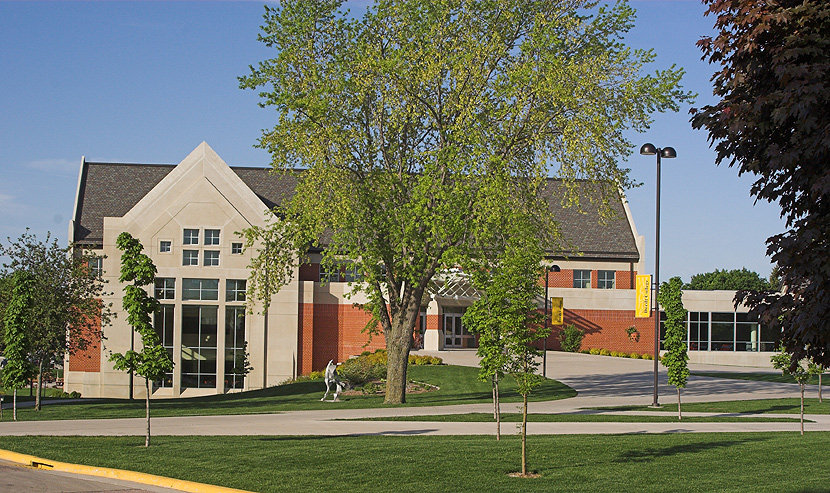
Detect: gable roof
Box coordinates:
(72, 160, 639, 261)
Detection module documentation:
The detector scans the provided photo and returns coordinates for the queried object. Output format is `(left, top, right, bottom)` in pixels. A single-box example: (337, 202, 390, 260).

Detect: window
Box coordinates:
(203, 250, 220, 266)
(342, 263, 361, 282)
(183, 229, 199, 245)
(231, 242, 243, 255)
(154, 278, 175, 300)
(225, 306, 247, 390)
(181, 305, 217, 389)
(204, 229, 220, 245)
(183, 250, 198, 266)
(573, 269, 591, 288)
(88, 257, 103, 278)
(226, 279, 246, 302)
(159, 240, 172, 253)
(597, 270, 615, 289)
(320, 263, 339, 283)
(153, 305, 175, 388)
(182, 278, 219, 301)
(319, 261, 360, 283)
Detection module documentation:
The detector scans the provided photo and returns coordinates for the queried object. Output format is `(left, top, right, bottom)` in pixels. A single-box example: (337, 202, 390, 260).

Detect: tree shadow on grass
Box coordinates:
(613, 437, 764, 463)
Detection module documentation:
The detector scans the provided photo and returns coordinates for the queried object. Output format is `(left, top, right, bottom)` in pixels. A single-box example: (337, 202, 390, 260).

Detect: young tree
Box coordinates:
(2, 272, 35, 421)
(691, 0, 830, 368)
(240, 0, 691, 404)
(771, 348, 812, 435)
(1, 230, 111, 411)
(108, 232, 172, 447)
(658, 276, 688, 420)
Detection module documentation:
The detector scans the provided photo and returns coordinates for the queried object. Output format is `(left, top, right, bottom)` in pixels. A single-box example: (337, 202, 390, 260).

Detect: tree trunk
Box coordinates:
(35, 359, 43, 411)
(384, 317, 413, 405)
(145, 378, 151, 447)
(492, 379, 497, 419)
(800, 383, 804, 436)
(521, 393, 528, 476)
(495, 376, 501, 441)
(819, 372, 823, 403)
(13, 389, 17, 421)
(677, 387, 682, 421)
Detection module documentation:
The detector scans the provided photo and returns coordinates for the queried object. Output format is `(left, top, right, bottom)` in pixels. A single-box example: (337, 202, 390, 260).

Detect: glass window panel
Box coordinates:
(200, 306, 217, 347)
(711, 322, 734, 351)
(736, 323, 759, 351)
(597, 270, 615, 289)
(231, 242, 243, 254)
(183, 229, 199, 245)
(226, 280, 247, 302)
(573, 270, 591, 288)
(699, 312, 709, 321)
(736, 312, 757, 323)
(712, 312, 734, 322)
(183, 250, 198, 266)
(203, 250, 220, 266)
(182, 305, 200, 347)
(204, 229, 220, 245)
(200, 349, 217, 374)
(154, 278, 175, 300)
(159, 240, 172, 253)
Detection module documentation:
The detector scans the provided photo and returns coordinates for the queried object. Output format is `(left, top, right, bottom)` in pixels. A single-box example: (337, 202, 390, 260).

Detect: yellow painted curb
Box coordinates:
(0, 448, 253, 493)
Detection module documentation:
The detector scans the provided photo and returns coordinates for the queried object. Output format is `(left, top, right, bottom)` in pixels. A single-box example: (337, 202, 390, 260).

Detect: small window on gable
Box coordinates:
(205, 229, 220, 246)
(231, 242, 243, 255)
(183, 250, 199, 266)
(88, 257, 103, 278)
(183, 229, 199, 245)
(204, 250, 220, 266)
(159, 240, 172, 253)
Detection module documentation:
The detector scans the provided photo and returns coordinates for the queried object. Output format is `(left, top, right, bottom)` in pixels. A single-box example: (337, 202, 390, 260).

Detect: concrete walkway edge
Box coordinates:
(0, 448, 252, 493)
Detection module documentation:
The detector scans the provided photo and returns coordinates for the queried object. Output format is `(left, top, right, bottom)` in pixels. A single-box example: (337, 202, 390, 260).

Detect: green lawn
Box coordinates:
(349, 412, 803, 423)
(1, 433, 828, 492)
(0, 386, 69, 402)
(0, 365, 576, 421)
(593, 398, 830, 415)
(692, 371, 825, 385)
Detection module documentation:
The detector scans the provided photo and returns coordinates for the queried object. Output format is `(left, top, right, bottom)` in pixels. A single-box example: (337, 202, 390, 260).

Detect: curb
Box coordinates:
(0, 448, 253, 493)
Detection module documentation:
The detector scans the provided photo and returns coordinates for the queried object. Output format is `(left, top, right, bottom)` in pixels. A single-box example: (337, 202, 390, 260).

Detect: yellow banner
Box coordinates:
(635, 275, 651, 318)
(550, 297, 563, 325)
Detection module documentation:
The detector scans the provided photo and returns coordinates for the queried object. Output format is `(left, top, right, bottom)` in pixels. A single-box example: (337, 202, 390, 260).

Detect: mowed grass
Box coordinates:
(349, 412, 803, 423)
(0, 365, 575, 422)
(0, 386, 69, 402)
(1, 433, 828, 492)
(692, 371, 826, 386)
(593, 398, 830, 415)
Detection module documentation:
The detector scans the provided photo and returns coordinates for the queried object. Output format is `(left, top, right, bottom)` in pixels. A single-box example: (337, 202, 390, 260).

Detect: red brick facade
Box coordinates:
(298, 302, 386, 372)
(547, 308, 655, 353)
(68, 319, 102, 372)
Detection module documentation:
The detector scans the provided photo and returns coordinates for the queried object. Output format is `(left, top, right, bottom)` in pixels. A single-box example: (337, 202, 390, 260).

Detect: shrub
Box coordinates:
(339, 351, 387, 385)
(630, 352, 640, 359)
(559, 324, 584, 352)
(610, 351, 621, 358)
(589, 348, 601, 355)
(599, 349, 611, 356)
(642, 353, 653, 360)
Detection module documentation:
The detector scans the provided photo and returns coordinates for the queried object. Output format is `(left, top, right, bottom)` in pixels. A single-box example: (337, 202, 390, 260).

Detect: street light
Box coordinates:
(543, 264, 561, 378)
(640, 143, 676, 408)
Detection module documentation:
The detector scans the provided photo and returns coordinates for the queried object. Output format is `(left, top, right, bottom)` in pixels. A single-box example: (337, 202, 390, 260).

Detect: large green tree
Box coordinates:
(241, 0, 690, 403)
(691, 0, 830, 368)
(1, 230, 111, 410)
(108, 232, 172, 447)
(684, 268, 773, 291)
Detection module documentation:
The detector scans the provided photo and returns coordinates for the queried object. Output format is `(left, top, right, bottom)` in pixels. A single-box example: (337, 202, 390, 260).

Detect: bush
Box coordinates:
(589, 348, 601, 355)
(339, 350, 387, 385)
(559, 324, 584, 352)
(641, 353, 653, 360)
(408, 354, 442, 365)
(599, 349, 611, 356)
(630, 352, 640, 359)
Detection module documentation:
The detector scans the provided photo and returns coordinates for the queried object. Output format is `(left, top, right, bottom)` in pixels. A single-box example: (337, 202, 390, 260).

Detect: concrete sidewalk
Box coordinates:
(0, 351, 822, 437)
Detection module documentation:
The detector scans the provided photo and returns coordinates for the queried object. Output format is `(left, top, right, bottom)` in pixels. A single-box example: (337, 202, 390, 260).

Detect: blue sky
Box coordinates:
(0, 0, 785, 282)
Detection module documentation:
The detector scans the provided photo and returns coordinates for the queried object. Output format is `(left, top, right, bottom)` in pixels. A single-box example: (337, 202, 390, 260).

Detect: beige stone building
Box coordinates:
(64, 143, 779, 398)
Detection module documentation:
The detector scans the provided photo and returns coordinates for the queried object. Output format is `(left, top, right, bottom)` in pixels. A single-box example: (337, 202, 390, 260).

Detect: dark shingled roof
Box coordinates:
(73, 162, 639, 261)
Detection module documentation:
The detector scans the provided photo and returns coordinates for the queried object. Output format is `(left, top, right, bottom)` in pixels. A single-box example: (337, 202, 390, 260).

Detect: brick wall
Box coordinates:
(68, 317, 102, 372)
(616, 269, 636, 290)
(544, 269, 574, 288)
(298, 303, 386, 373)
(547, 308, 655, 354)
